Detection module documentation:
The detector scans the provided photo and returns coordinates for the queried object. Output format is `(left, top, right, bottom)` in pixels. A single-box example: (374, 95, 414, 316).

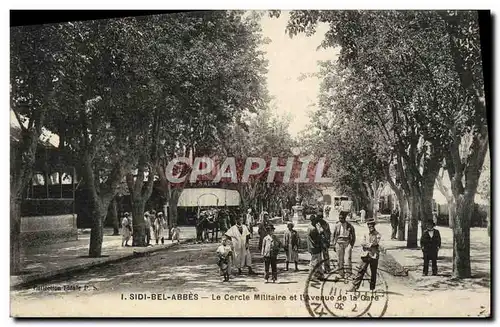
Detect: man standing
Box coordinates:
(316, 211, 332, 273)
(307, 214, 324, 280)
(324, 206, 331, 220)
(153, 212, 165, 245)
(121, 212, 132, 247)
(258, 212, 270, 251)
(196, 208, 206, 243)
(261, 224, 281, 283)
(420, 221, 441, 276)
(144, 212, 152, 246)
(246, 208, 254, 236)
(390, 208, 399, 240)
(351, 218, 381, 291)
(332, 211, 356, 277)
(359, 208, 366, 223)
(225, 216, 256, 275)
(283, 222, 300, 271)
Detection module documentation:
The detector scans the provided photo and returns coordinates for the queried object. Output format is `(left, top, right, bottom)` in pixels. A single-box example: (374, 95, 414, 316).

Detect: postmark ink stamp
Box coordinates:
(303, 259, 389, 318)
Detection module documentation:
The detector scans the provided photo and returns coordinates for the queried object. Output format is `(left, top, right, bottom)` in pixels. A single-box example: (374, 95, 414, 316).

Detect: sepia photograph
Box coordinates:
(9, 9, 491, 318)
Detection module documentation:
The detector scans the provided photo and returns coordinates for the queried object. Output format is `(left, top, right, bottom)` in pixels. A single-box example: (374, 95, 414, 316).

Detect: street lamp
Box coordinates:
(291, 147, 304, 224)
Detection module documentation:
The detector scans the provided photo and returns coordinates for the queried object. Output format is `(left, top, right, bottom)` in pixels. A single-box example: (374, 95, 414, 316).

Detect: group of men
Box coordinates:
(216, 207, 382, 288)
(217, 209, 301, 283)
(120, 210, 180, 247)
(307, 210, 381, 291)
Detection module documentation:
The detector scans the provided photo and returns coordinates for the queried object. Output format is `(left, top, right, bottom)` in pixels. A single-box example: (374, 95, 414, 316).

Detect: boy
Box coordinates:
(261, 224, 281, 283)
(283, 222, 300, 271)
(171, 224, 181, 243)
(216, 237, 233, 282)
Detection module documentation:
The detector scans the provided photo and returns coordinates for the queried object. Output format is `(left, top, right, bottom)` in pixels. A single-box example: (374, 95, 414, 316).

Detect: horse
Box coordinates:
(196, 209, 222, 243)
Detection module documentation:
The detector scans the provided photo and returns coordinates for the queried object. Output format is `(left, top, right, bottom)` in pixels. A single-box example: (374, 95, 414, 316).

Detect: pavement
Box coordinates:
(11, 226, 197, 289)
(374, 216, 491, 290)
(11, 219, 490, 317)
(11, 214, 491, 295)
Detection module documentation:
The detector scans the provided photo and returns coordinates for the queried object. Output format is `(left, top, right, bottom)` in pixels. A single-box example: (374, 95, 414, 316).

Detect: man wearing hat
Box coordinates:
(420, 220, 441, 276)
(315, 210, 332, 273)
(283, 222, 300, 271)
(261, 224, 281, 282)
(307, 214, 324, 280)
(332, 211, 356, 277)
(351, 218, 381, 291)
(121, 212, 132, 247)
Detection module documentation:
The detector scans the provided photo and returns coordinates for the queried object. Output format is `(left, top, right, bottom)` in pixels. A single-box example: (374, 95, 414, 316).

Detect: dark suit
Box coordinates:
(317, 219, 332, 273)
(420, 228, 441, 275)
(390, 211, 399, 239)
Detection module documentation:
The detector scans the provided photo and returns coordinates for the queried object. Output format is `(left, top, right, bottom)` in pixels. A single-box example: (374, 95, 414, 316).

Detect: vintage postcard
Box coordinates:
(10, 10, 490, 318)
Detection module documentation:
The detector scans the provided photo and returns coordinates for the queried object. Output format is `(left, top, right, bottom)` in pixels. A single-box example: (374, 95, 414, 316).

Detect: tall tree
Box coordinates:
(280, 10, 476, 249)
(217, 108, 298, 212)
(10, 24, 67, 273)
(279, 10, 488, 272)
(438, 11, 488, 277)
(42, 18, 145, 257)
(151, 11, 270, 229)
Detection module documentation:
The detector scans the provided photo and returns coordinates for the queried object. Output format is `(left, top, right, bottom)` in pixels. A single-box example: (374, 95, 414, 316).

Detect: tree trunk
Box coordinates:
(448, 198, 456, 229)
(106, 196, 120, 235)
(372, 197, 379, 220)
(82, 157, 118, 257)
(452, 192, 473, 278)
(367, 198, 375, 219)
(10, 117, 45, 274)
(88, 190, 106, 257)
(397, 196, 407, 241)
(420, 185, 434, 234)
(10, 195, 22, 274)
(436, 170, 454, 228)
(406, 195, 419, 248)
(168, 189, 181, 227)
(358, 183, 374, 219)
(353, 196, 360, 213)
(131, 198, 146, 246)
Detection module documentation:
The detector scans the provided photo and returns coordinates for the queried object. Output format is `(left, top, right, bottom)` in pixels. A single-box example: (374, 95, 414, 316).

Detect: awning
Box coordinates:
(175, 188, 241, 207)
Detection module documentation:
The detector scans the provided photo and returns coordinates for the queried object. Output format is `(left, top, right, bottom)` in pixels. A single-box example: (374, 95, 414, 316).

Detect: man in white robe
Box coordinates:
(360, 209, 366, 223)
(225, 216, 256, 275)
(121, 212, 132, 247)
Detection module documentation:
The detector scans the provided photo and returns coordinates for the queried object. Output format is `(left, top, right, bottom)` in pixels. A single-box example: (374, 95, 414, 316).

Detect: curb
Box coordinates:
(406, 270, 419, 281)
(11, 238, 193, 290)
(379, 244, 412, 278)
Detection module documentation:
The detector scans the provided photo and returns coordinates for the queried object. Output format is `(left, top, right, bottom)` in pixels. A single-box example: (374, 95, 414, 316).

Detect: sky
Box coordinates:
(11, 12, 335, 146)
(259, 11, 339, 137)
